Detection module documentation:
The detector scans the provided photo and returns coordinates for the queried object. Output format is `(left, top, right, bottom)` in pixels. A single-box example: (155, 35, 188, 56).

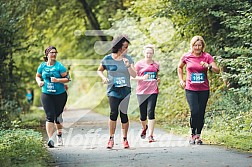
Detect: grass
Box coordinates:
(0, 107, 51, 167)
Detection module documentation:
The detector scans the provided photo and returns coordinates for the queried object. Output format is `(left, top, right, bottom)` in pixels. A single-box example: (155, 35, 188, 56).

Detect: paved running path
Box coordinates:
(47, 109, 252, 167)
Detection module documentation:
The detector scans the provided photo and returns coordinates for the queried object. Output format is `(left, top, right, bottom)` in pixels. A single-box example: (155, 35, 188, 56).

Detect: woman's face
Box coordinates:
(192, 40, 203, 55)
(47, 49, 58, 61)
(144, 48, 154, 59)
(120, 41, 129, 55)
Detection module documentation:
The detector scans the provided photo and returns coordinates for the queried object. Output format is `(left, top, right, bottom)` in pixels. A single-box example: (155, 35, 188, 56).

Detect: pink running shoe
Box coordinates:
(195, 135, 203, 145)
(107, 139, 114, 149)
(140, 125, 148, 139)
(189, 134, 197, 144)
(123, 140, 129, 149)
(148, 136, 155, 143)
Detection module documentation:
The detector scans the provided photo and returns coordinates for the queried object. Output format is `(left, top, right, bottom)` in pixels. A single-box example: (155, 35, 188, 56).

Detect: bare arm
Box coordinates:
(200, 61, 220, 73)
(122, 58, 136, 78)
(36, 73, 44, 87)
(177, 60, 186, 88)
(50, 71, 70, 83)
(97, 64, 109, 84)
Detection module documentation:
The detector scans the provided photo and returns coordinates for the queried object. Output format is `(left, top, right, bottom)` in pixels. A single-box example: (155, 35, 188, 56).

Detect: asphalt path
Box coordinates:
(47, 109, 252, 167)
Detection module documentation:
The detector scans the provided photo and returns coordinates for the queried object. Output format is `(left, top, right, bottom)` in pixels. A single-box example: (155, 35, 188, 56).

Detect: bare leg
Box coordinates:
(121, 121, 129, 138)
(46, 122, 55, 139)
(141, 120, 147, 130)
(55, 123, 63, 135)
(148, 119, 155, 137)
(109, 120, 116, 137)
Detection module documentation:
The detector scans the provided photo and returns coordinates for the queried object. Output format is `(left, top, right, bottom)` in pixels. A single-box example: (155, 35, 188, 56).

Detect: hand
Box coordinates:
(102, 77, 109, 84)
(51, 77, 58, 82)
(122, 58, 130, 68)
(200, 61, 209, 68)
(38, 81, 44, 87)
(180, 80, 185, 88)
(143, 74, 149, 80)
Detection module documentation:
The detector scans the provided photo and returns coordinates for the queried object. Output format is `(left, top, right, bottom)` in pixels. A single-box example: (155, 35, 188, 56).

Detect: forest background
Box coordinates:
(0, 0, 251, 165)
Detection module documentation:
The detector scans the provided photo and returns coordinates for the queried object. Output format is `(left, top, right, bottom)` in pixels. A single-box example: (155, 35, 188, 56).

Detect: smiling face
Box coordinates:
(120, 41, 129, 56)
(47, 49, 58, 61)
(192, 40, 203, 55)
(144, 47, 154, 60)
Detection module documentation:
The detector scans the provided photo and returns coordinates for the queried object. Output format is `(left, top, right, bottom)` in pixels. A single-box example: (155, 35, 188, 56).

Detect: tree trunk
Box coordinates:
(79, 0, 107, 41)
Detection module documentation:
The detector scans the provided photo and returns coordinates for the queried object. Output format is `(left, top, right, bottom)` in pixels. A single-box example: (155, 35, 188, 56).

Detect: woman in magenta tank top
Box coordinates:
(177, 36, 220, 144)
(133, 44, 160, 143)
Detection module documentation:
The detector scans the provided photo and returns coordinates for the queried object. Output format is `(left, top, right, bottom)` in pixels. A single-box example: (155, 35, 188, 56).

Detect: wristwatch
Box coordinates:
(208, 64, 212, 70)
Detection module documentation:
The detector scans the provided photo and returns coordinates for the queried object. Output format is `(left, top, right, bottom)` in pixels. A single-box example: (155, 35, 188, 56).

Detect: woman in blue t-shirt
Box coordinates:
(97, 36, 136, 149)
(36, 46, 70, 148)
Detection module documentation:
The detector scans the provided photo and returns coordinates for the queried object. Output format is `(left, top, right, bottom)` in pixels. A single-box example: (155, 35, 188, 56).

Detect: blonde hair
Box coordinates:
(143, 44, 155, 53)
(190, 36, 206, 52)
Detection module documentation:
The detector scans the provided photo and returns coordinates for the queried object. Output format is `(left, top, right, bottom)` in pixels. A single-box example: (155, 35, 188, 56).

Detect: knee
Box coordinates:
(110, 112, 118, 121)
(121, 114, 128, 124)
(55, 115, 63, 124)
(46, 117, 54, 123)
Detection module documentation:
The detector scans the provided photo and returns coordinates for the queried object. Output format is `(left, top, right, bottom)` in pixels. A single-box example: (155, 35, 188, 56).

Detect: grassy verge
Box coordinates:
(0, 107, 51, 167)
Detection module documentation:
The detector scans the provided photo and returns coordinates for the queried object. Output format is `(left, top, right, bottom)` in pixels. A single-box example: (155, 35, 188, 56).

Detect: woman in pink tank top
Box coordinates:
(133, 44, 160, 143)
(177, 36, 220, 145)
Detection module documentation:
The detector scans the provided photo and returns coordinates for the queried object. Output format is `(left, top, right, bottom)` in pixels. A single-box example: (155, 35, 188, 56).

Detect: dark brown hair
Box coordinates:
(43, 46, 57, 62)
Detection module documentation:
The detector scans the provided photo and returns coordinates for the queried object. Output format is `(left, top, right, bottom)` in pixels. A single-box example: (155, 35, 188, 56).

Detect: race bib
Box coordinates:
(191, 73, 205, 83)
(47, 82, 56, 92)
(114, 77, 127, 87)
(143, 72, 157, 81)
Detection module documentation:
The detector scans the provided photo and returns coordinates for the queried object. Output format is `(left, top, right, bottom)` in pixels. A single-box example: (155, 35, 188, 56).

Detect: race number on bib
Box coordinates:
(47, 83, 56, 92)
(191, 73, 205, 83)
(114, 77, 127, 87)
(143, 72, 157, 81)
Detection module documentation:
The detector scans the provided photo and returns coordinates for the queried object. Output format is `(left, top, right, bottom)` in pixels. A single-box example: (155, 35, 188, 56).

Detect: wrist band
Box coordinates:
(208, 64, 212, 70)
(126, 65, 131, 68)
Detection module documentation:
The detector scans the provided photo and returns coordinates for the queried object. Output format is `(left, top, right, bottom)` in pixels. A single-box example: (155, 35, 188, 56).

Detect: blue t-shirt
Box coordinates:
(101, 54, 134, 99)
(37, 61, 67, 94)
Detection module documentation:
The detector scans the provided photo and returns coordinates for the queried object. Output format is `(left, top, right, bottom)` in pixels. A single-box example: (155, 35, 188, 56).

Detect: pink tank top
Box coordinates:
(135, 59, 159, 94)
(181, 52, 214, 91)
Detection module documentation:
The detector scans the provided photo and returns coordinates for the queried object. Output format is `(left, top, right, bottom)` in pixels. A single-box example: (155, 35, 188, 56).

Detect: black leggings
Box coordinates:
(185, 90, 209, 135)
(137, 94, 158, 121)
(108, 96, 130, 123)
(41, 92, 67, 123)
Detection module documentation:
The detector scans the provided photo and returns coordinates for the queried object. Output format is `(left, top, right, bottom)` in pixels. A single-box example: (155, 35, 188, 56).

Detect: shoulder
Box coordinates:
(183, 52, 191, 58)
(202, 52, 214, 62)
(103, 54, 112, 60)
(55, 61, 65, 67)
(153, 60, 159, 66)
(180, 52, 191, 62)
(203, 52, 213, 57)
(202, 52, 213, 59)
(135, 59, 144, 65)
(125, 54, 134, 61)
(38, 62, 46, 69)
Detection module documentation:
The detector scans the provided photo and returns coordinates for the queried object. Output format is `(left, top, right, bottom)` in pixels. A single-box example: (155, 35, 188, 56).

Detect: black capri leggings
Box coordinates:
(137, 94, 158, 121)
(185, 90, 209, 135)
(108, 96, 130, 123)
(41, 92, 67, 124)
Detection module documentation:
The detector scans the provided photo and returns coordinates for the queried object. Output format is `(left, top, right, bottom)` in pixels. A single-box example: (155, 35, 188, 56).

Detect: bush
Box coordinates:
(0, 129, 49, 167)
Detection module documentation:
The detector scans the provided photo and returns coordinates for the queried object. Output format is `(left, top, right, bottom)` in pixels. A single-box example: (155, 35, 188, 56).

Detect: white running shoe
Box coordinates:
(57, 135, 63, 146)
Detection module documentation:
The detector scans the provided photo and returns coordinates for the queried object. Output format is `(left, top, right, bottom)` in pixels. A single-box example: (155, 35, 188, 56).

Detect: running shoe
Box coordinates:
(189, 134, 196, 144)
(57, 134, 63, 146)
(148, 136, 155, 143)
(123, 140, 129, 149)
(107, 139, 114, 149)
(195, 135, 203, 145)
(140, 125, 148, 139)
(47, 139, 54, 148)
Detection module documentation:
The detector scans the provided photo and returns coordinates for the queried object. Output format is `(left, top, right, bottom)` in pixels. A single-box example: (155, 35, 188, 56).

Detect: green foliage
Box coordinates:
(0, 129, 49, 167)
